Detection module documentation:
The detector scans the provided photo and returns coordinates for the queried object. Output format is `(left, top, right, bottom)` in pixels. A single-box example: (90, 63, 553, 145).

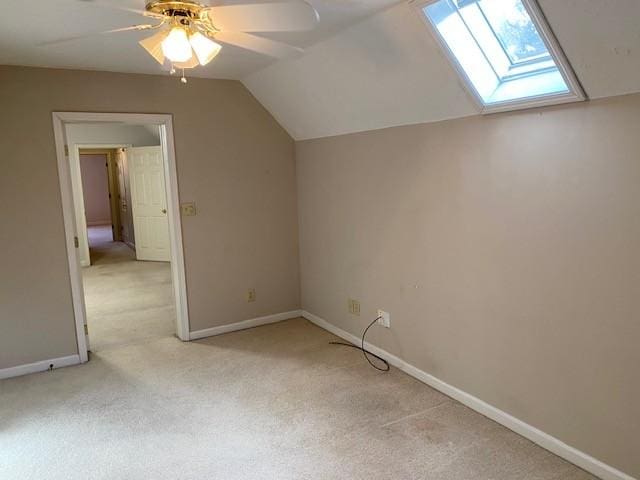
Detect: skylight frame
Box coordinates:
(412, 0, 585, 114)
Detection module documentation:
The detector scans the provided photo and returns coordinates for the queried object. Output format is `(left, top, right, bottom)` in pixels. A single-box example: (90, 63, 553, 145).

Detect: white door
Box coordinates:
(127, 146, 171, 262)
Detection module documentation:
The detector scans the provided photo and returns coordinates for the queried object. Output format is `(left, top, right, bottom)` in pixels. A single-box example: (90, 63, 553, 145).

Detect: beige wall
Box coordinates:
(1, 63, 637, 477)
(80, 154, 111, 226)
(296, 94, 640, 478)
(0, 65, 300, 369)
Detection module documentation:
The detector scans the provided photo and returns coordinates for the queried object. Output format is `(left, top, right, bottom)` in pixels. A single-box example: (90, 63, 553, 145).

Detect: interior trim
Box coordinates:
(52, 112, 191, 363)
(0, 355, 81, 381)
(302, 310, 636, 480)
(189, 310, 303, 341)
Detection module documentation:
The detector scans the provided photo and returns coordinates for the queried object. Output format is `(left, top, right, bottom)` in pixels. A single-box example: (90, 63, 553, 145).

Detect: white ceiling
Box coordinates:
(244, 0, 640, 140)
(0, 0, 400, 79)
(2, 0, 640, 140)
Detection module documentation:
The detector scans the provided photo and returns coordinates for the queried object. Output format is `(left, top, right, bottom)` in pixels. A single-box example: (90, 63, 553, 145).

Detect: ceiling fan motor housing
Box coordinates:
(146, 0, 205, 19)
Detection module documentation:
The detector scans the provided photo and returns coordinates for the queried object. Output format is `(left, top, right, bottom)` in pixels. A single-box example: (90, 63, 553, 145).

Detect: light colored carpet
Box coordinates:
(0, 319, 597, 480)
(84, 225, 175, 352)
(0, 228, 597, 479)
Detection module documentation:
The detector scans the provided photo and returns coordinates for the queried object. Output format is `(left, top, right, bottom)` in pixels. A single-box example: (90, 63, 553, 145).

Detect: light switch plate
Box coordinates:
(181, 202, 196, 216)
(348, 298, 361, 316)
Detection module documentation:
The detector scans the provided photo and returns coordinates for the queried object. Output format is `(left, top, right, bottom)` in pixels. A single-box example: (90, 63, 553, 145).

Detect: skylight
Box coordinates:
(416, 0, 584, 112)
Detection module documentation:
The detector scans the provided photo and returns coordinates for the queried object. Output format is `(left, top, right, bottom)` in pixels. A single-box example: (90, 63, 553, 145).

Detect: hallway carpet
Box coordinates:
(83, 225, 175, 351)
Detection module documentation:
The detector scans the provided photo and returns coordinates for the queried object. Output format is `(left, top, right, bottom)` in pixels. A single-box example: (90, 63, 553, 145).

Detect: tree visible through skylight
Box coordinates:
(479, 0, 547, 63)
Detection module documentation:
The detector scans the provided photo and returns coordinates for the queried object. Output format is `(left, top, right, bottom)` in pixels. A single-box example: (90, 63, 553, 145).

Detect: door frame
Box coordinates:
(114, 147, 136, 250)
(78, 148, 122, 243)
(74, 146, 129, 265)
(53, 112, 190, 363)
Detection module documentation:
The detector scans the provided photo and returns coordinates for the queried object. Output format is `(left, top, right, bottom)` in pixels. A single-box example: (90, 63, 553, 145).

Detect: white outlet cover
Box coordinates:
(377, 310, 391, 328)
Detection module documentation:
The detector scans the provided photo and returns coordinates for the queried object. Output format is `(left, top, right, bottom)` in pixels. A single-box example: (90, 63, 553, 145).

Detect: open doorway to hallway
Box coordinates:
(83, 224, 175, 351)
(53, 112, 190, 363)
(71, 124, 176, 353)
(79, 151, 116, 247)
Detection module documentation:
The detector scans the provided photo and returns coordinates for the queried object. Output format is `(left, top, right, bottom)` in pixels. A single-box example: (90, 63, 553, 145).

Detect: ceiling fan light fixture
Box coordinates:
(139, 28, 170, 65)
(161, 26, 193, 63)
(59, 0, 321, 83)
(173, 54, 200, 69)
(189, 31, 222, 66)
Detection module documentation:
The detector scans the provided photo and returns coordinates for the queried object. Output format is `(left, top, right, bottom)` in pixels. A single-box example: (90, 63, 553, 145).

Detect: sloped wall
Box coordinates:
(244, 0, 640, 141)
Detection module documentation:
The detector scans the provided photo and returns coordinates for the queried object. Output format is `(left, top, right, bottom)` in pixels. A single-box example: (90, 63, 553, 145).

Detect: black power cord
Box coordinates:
(329, 316, 390, 372)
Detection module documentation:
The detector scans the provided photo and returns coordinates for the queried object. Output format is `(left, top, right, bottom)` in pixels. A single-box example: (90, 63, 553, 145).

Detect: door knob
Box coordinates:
(162, 209, 167, 214)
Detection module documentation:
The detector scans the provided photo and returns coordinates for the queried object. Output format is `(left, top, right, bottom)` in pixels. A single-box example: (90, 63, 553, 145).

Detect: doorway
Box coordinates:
(53, 113, 190, 363)
(78, 143, 176, 351)
(78, 149, 119, 248)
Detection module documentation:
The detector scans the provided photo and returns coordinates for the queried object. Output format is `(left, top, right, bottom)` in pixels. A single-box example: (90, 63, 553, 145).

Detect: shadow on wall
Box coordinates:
(80, 154, 111, 227)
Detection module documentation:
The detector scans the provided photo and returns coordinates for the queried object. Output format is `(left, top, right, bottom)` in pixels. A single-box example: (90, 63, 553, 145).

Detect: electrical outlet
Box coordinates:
(247, 288, 256, 303)
(377, 309, 391, 328)
(348, 298, 361, 316)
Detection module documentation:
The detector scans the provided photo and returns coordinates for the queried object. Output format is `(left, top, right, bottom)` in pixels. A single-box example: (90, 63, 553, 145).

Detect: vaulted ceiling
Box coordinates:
(2, 0, 639, 140)
(244, 0, 640, 139)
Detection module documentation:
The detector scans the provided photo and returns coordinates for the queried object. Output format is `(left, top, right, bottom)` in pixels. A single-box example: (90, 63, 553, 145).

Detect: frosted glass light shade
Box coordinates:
(161, 27, 193, 63)
(189, 31, 222, 66)
(139, 29, 170, 65)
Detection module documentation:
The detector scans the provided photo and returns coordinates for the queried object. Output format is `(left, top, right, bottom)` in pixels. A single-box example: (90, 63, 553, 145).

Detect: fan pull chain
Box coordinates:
(168, 64, 187, 84)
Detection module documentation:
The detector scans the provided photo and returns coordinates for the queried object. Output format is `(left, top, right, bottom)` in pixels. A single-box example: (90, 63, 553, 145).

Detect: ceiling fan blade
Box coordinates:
(39, 24, 158, 47)
(108, 25, 157, 33)
(38, 24, 156, 47)
(77, 0, 164, 19)
(203, 2, 319, 32)
(214, 31, 303, 58)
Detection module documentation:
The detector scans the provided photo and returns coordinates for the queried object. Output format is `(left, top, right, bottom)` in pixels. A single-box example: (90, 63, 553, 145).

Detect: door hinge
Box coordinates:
(84, 324, 89, 335)
(74, 236, 79, 248)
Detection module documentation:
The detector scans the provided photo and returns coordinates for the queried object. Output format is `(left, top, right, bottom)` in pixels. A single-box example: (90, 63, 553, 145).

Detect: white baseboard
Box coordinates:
(189, 310, 303, 341)
(302, 310, 635, 480)
(0, 354, 81, 381)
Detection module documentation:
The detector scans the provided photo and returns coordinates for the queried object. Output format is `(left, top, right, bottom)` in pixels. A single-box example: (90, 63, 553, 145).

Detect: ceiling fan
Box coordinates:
(44, 0, 320, 83)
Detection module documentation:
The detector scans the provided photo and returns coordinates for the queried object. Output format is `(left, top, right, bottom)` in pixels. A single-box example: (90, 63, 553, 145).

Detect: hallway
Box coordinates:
(83, 226, 175, 352)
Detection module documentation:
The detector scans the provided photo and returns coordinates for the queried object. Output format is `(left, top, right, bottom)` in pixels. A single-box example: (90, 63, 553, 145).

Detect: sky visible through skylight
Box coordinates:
(424, 0, 570, 106)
